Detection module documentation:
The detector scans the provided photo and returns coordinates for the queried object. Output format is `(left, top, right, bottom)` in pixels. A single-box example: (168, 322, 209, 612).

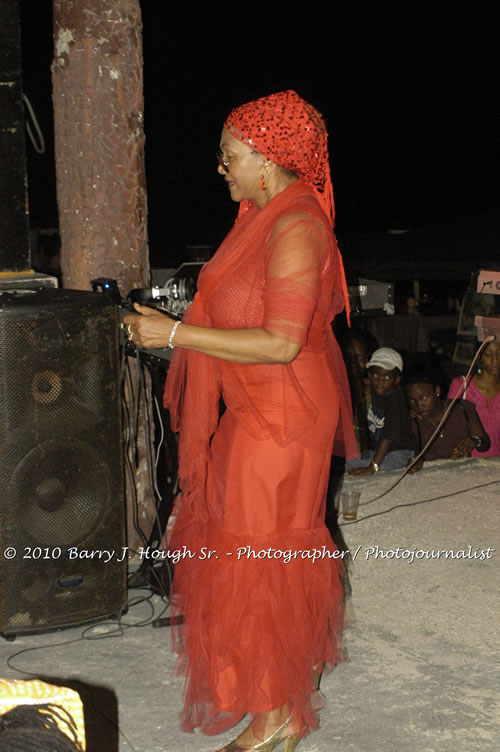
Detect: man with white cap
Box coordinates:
(349, 347, 415, 474)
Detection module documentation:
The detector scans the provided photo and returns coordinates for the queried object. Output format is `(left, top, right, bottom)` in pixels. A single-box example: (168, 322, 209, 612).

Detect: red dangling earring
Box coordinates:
(260, 175, 266, 191)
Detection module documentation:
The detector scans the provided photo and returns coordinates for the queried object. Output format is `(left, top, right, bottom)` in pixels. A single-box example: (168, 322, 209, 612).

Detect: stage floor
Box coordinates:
(1, 457, 499, 752)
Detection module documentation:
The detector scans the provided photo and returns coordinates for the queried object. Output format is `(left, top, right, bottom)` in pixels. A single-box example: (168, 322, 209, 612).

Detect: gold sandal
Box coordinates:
(216, 715, 301, 751)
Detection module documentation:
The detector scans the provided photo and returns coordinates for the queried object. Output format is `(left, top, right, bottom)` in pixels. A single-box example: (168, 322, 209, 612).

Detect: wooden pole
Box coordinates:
(52, 0, 155, 550)
(52, 0, 149, 295)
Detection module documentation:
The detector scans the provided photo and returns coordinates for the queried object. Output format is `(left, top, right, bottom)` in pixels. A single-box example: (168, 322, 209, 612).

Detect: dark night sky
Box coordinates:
(20, 4, 500, 274)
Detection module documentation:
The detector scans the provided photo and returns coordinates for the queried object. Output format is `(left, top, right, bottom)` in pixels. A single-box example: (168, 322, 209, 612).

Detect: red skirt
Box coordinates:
(168, 389, 346, 737)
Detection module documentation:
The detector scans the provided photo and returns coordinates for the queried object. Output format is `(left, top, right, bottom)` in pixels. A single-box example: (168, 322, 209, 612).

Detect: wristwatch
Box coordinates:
(372, 462, 380, 472)
(471, 435, 483, 450)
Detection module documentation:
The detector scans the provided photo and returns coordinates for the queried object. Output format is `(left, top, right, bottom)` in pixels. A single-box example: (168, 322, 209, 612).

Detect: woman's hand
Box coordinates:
(123, 309, 301, 364)
(449, 437, 475, 460)
(123, 304, 178, 349)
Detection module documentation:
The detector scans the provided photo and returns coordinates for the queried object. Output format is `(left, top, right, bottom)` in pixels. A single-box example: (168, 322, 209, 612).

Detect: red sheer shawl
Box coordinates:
(164, 180, 356, 523)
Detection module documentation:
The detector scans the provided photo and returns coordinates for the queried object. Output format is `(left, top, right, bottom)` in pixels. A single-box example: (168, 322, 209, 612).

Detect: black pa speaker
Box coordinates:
(0, 288, 127, 637)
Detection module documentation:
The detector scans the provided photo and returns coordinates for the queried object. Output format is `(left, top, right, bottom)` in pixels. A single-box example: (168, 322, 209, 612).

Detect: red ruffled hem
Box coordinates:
(167, 507, 346, 736)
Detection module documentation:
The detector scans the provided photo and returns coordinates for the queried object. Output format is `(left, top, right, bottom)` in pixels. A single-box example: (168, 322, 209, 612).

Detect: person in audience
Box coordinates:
(405, 369, 490, 463)
(349, 347, 415, 475)
(447, 340, 500, 456)
(339, 330, 372, 454)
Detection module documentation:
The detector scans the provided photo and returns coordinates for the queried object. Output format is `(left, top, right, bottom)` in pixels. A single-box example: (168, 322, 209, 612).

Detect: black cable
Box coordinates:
(123, 352, 151, 556)
(4, 591, 168, 675)
(141, 372, 165, 547)
(122, 349, 138, 461)
(141, 368, 156, 495)
(132, 355, 143, 448)
(119, 355, 175, 603)
(122, 355, 150, 550)
(153, 391, 166, 501)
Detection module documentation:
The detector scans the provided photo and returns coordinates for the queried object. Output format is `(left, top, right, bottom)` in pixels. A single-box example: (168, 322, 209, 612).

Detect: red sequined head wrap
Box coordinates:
(224, 89, 335, 224)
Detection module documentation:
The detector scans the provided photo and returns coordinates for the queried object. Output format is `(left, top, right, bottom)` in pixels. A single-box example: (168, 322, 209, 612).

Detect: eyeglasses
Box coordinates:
(216, 150, 231, 172)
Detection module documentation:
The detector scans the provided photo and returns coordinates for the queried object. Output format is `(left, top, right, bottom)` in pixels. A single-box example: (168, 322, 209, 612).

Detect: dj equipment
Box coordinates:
(348, 278, 395, 316)
(0, 270, 59, 291)
(117, 263, 205, 368)
(0, 288, 126, 638)
(128, 262, 204, 319)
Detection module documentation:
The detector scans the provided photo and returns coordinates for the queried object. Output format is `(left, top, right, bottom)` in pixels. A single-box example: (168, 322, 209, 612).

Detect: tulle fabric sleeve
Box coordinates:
(263, 214, 327, 345)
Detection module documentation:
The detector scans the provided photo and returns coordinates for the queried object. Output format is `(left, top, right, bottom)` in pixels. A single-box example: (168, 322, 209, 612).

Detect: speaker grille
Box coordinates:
(0, 289, 126, 635)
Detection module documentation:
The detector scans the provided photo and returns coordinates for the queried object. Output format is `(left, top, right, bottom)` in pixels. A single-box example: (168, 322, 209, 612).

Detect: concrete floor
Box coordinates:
(1, 456, 499, 752)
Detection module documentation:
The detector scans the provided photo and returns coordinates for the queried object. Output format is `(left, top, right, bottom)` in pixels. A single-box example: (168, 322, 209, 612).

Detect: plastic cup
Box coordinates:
(341, 490, 361, 520)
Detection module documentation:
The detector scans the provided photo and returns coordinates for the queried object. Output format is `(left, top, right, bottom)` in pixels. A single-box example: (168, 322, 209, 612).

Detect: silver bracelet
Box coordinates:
(167, 320, 181, 349)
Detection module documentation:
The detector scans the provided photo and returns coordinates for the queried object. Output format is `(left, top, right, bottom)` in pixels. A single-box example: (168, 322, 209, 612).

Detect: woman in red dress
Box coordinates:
(125, 90, 356, 751)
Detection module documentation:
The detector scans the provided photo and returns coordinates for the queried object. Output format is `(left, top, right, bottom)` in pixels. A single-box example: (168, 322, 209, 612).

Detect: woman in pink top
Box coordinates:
(447, 340, 500, 456)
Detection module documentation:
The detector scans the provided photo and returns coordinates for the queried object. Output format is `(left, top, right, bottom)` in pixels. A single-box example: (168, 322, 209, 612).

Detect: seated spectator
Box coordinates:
(405, 369, 490, 464)
(447, 340, 500, 456)
(349, 347, 415, 475)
